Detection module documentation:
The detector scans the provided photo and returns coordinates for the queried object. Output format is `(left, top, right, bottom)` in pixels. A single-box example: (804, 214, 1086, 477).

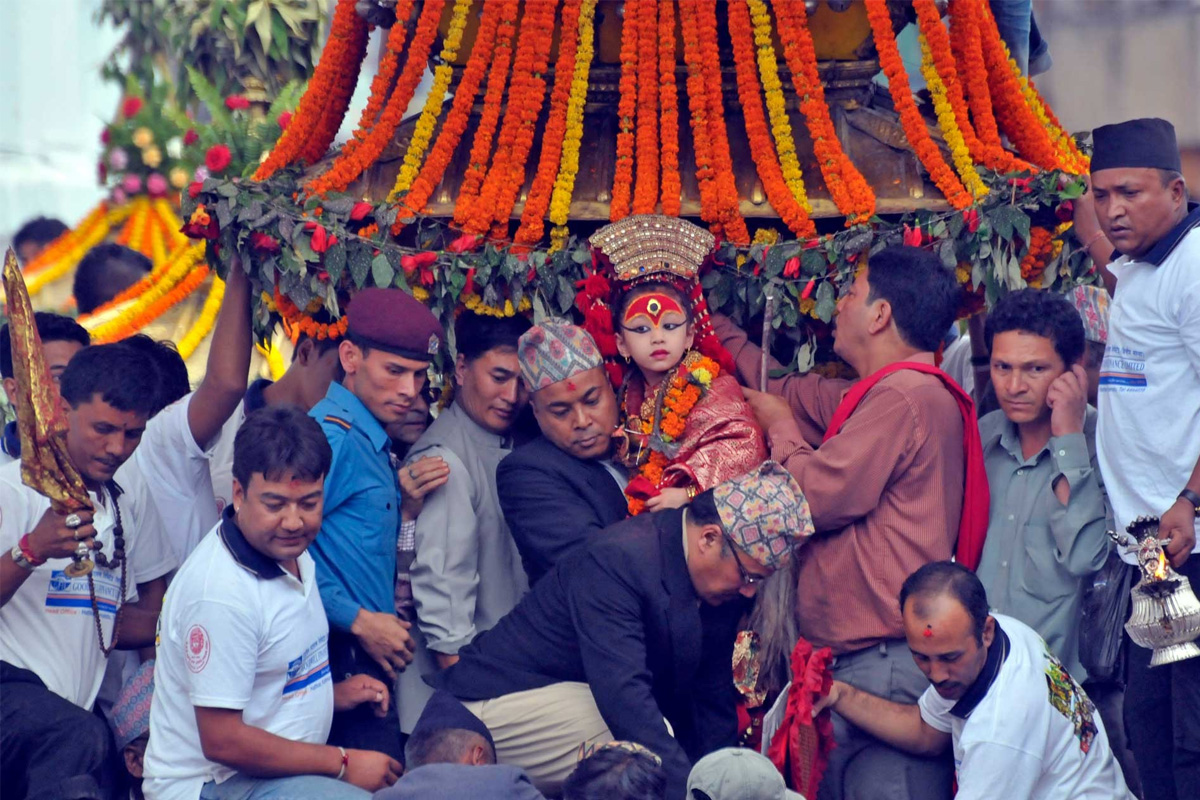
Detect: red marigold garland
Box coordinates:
(914, 0, 1017, 173)
(772, 0, 875, 224)
(866, 0, 971, 210)
(695, 0, 749, 244)
(728, 0, 816, 238)
(514, 0, 585, 245)
(392, 0, 508, 230)
(472, 0, 559, 237)
(968, 0, 1063, 170)
(632, 0, 659, 214)
(254, 0, 369, 180)
(658, 0, 682, 216)
(307, 0, 445, 195)
(610, 0, 640, 221)
(453, 0, 522, 226)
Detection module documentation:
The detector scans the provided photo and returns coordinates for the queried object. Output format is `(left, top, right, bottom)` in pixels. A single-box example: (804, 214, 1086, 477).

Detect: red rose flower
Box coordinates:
(187, 181, 204, 199)
(963, 208, 981, 234)
(783, 256, 801, 279)
(184, 129, 200, 146)
(181, 217, 219, 240)
(100, 128, 110, 145)
(97, 162, 107, 183)
(448, 234, 480, 254)
(122, 97, 143, 118)
(205, 144, 233, 173)
(310, 225, 329, 254)
(1055, 201, 1074, 223)
(349, 202, 373, 222)
(224, 96, 250, 111)
(277, 111, 293, 130)
(400, 251, 437, 275)
(249, 231, 281, 253)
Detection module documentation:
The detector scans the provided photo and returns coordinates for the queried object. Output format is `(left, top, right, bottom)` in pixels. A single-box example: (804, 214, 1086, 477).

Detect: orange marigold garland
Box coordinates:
(866, 0, 971, 210)
(472, 0, 559, 237)
(694, 0, 749, 244)
(728, 0, 816, 238)
(914, 0, 1016, 173)
(678, 0, 720, 231)
(254, 0, 369, 180)
(631, 0, 659, 214)
(610, 0, 640, 221)
(658, 0, 682, 216)
(1019, 226, 1054, 287)
(89, 259, 210, 343)
(452, 0, 522, 227)
(391, 0, 508, 229)
(772, 0, 875, 224)
(514, 0, 585, 245)
(969, 0, 1063, 170)
(273, 285, 350, 341)
(307, 0, 445, 196)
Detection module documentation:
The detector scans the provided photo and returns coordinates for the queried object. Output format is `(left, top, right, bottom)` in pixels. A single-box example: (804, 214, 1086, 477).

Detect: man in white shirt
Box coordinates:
(1086, 117, 1200, 800)
(0, 344, 164, 800)
(816, 562, 1132, 800)
(144, 406, 401, 800)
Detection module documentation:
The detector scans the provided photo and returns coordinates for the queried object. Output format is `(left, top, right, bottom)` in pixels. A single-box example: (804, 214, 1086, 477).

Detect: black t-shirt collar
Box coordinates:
(950, 621, 1010, 719)
(218, 505, 286, 580)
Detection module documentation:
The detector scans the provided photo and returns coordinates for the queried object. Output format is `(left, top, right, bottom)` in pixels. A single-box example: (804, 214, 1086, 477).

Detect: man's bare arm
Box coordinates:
(818, 680, 950, 757)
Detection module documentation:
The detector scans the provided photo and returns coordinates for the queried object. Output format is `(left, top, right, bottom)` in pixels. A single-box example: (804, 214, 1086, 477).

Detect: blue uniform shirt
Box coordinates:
(308, 381, 402, 631)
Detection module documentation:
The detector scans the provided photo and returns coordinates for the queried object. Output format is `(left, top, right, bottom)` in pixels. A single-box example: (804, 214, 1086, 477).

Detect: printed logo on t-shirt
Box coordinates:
(1044, 651, 1097, 754)
(186, 624, 211, 673)
(1099, 346, 1147, 392)
(45, 569, 120, 617)
(283, 634, 331, 697)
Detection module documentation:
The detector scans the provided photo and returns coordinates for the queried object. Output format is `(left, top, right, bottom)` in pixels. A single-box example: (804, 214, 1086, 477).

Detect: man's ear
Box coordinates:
(338, 339, 359, 376)
(295, 337, 316, 366)
(697, 524, 724, 556)
(982, 615, 996, 649)
(454, 352, 468, 386)
(124, 746, 144, 778)
(867, 298, 893, 337)
(2, 376, 16, 407)
(231, 478, 246, 514)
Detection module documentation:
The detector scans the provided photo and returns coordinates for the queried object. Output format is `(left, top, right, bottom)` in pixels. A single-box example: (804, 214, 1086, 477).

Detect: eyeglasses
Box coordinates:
(723, 532, 766, 587)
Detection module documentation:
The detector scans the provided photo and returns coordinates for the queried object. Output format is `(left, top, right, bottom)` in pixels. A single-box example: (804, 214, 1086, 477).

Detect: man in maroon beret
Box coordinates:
(307, 288, 445, 765)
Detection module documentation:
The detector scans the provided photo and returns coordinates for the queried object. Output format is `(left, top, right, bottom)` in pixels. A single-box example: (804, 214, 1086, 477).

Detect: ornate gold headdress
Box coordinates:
(588, 214, 716, 284)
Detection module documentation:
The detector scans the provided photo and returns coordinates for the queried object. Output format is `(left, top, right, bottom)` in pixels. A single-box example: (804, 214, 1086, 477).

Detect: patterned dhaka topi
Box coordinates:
(112, 659, 156, 749)
(517, 319, 603, 392)
(1069, 284, 1110, 344)
(712, 461, 814, 571)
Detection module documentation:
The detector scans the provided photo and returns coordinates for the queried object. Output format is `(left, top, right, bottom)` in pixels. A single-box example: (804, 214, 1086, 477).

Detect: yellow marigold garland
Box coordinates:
(461, 292, 532, 318)
(747, 0, 811, 214)
(1014, 68, 1087, 173)
(177, 275, 225, 359)
(85, 242, 206, 342)
(548, 0, 596, 252)
(389, 0, 473, 198)
(918, 33, 989, 200)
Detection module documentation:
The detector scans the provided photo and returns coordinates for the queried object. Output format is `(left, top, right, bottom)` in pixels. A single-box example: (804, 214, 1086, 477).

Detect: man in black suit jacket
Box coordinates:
(499, 320, 629, 584)
(431, 462, 814, 799)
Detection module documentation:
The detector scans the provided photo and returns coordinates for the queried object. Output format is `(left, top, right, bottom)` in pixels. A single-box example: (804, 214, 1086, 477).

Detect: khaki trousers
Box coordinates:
(462, 682, 613, 796)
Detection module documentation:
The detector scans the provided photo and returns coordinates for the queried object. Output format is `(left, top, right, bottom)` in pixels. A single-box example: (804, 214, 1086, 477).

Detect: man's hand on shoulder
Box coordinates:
(342, 748, 402, 791)
(742, 387, 794, 431)
(350, 609, 415, 680)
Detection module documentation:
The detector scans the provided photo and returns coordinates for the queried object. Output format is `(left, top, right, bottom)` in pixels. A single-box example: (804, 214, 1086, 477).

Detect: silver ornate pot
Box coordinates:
(1112, 517, 1200, 667)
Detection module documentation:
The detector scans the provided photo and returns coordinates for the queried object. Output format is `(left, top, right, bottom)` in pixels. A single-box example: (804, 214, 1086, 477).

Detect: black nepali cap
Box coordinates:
(1091, 118, 1182, 173)
(410, 690, 496, 753)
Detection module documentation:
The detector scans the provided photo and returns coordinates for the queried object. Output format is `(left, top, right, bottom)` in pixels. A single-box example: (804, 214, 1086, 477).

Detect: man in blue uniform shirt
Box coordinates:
(308, 288, 444, 764)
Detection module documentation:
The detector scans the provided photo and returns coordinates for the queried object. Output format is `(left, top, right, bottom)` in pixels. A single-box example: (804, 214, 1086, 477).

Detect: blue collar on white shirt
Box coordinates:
(1140, 201, 1200, 266)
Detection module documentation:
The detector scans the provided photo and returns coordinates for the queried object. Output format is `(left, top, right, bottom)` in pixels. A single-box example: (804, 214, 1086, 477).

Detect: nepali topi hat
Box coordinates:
(713, 461, 814, 571)
(1091, 118, 1181, 173)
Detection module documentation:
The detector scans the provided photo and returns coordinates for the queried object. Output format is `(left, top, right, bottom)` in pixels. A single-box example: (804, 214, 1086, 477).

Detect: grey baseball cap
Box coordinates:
(686, 748, 806, 800)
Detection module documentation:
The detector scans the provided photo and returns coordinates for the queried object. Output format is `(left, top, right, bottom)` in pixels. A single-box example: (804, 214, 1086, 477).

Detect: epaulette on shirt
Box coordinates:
(323, 415, 352, 431)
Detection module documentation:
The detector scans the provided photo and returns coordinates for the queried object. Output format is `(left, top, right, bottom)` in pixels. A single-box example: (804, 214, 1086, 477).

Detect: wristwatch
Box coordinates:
(10, 543, 37, 571)
(1179, 489, 1200, 518)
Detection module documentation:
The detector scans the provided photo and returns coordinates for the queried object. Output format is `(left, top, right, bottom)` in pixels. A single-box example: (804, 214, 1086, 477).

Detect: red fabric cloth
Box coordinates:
(767, 638, 835, 799)
(821, 361, 989, 570)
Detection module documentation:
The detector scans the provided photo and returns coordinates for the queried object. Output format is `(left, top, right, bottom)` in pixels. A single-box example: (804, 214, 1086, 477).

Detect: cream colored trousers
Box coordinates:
(462, 682, 614, 796)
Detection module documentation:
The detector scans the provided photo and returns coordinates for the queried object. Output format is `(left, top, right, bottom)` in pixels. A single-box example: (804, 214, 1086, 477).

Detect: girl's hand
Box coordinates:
(644, 487, 693, 512)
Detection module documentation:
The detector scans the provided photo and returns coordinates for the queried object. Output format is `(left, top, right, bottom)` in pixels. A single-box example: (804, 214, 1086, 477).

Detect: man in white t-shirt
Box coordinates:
(0, 344, 164, 800)
(144, 406, 401, 800)
(816, 562, 1133, 800)
(1086, 117, 1200, 800)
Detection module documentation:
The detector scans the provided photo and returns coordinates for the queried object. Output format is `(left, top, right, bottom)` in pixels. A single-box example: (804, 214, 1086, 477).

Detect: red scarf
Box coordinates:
(821, 362, 989, 571)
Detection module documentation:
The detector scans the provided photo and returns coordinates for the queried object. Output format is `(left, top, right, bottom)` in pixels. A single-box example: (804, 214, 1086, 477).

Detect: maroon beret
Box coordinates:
(346, 288, 443, 360)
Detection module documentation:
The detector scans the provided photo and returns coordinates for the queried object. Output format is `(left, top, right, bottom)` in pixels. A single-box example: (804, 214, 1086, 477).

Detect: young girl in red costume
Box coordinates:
(581, 214, 765, 515)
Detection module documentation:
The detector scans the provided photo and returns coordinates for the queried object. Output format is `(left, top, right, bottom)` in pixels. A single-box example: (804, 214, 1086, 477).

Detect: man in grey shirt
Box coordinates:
(399, 311, 532, 733)
(976, 288, 1111, 683)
